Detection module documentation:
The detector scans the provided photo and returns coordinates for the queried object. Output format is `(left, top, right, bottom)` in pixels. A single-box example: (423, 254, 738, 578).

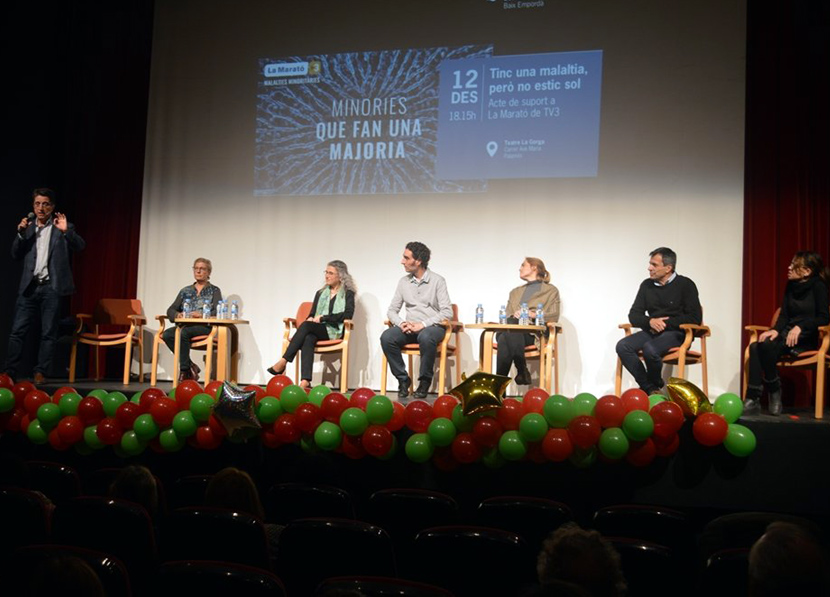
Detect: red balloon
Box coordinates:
(451, 432, 483, 464)
(654, 432, 680, 457)
(594, 395, 626, 428)
(265, 374, 292, 399)
(204, 380, 224, 399)
(57, 415, 84, 445)
(273, 413, 301, 443)
(175, 380, 203, 410)
(404, 400, 435, 433)
(20, 414, 31, 433)
(522, 388, 549, 414)
(542, 428, 573, 462)
(261, 427, 281, 449)
(363, 425, 393, 457)
(295, 402, 323, 434)
(196, 425, 223, 449)
(0, 373, 14, 390)
(621, 388, 650, 413)
(350, 387, 375, 410)
(526, 441, 546, 463)
(115, 402, 141, 430)
(432, 447, 460, 472)
(48, 427, 71, 451)
(341, 434, 366, 459)
(96, 417, 124, 445)
(24, 390, 51, 418)
(496, 398, 523, 431)
(51, 386, 79, 404)
(139, 388, 165, 412)
(244, 385, 266, 401)
(650, 401, 685, 439)
(693, 412, 728, 446)
(149, 397, 178, 427)
(4, 407, 25, 432)
(626, 438, 657, 467)
(472, 417, 504, 448)
(320, 393, 350, 423)
(386, 401, 406, 432)
(208, 414, 228, 437)
(12, 381, 36, 404)
(77, 396, 106, 426)
(567, 415, 602, 449)
(433, 395, 459, 419)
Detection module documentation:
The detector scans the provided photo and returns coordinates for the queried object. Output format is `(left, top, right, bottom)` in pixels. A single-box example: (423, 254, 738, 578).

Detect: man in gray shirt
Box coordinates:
(381, 241, 453, 399)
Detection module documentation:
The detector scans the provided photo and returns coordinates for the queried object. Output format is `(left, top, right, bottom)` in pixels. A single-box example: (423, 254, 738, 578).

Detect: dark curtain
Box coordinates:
(743, 0, 830, 406)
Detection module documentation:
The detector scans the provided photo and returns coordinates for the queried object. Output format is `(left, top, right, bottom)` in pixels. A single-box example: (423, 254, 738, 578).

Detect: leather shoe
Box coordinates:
(33, 372, 46, 385)
(412, 380, 431, 400)
(178, 368, 193, 382)
(514, 367, 532, 386)
(398, 378, 411, 399)
(742, 398, 761, 415)
(189, 361, 201, 381)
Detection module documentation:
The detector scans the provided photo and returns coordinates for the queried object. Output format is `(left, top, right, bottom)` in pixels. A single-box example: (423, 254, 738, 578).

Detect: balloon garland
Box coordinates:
(0, 372, 757, 463)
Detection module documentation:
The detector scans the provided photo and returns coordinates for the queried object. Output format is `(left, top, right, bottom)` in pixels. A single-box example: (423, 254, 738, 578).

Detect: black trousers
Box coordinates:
(747, 328, 817, 393)
(283, 321, 330, 381)
(496, 331, 536, 376)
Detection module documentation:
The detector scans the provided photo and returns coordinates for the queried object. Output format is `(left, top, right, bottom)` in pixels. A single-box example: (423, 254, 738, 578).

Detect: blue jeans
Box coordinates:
(5, 282, 61, 377)
(616, 329, 685, 392)
(380, 324, 446, 384)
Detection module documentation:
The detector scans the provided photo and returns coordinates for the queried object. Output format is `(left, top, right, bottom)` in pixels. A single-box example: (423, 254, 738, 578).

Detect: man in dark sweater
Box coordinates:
(616, 247, 702, 394)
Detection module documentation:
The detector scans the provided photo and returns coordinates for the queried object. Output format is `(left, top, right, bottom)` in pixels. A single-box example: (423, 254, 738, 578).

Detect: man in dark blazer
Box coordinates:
(5, 188, 85, 384)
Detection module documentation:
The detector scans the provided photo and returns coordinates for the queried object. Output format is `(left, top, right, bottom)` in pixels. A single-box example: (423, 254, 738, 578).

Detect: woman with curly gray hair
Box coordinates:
(267, 260, 356, 388)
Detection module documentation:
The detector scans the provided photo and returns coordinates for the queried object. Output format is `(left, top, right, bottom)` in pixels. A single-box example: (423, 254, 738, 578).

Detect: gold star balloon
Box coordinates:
(667, 377, 712, 416)
(213, 381, 261, 440)
(450, 371, 511, 416)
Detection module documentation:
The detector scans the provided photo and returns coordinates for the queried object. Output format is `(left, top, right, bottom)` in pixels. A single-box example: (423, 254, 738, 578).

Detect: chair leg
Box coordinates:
(339, 346, 349, 394)
(408, 355, 415, 391)
(380, 355, 388, 396)
(94, 346, 101, 381)
(122, 340, 132, 385)
(204, 343, 214, 384)
(614, 357, 623, 396)
(137, 333, 144, 383)
(816, 360, 826, 419)
(69, 341, 78, 383)
(437, 349, 447, 395)
(151, 336, 160, 386)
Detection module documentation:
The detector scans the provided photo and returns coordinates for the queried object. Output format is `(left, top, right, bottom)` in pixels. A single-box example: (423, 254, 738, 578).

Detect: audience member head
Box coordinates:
(327, 259, 357, 293)
(520, 580, 592, 597)
(405, 241, 431, 269)
(790, 251, 829, 285)
(649, 247, 677, 273)
(108, 465, 159, 518)
(28, 556, 105, 597)
(748, 521, 829, 597)
(204, 467, 265, 519)
(524, 257, 551, 283)
(537, 523, 627, 597)
(193, 257, 212, 278)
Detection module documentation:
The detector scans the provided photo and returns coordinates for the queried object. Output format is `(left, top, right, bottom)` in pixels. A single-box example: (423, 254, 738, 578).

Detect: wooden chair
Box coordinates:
(492, 323, 563, 393)
(150, 315, 217, 385)
(614, 315, 711, 396)
(380, 304, 463, 396)
(69, 298, 145, 384)
(742, 307, 830, 419)
(282, 302, 353, 393)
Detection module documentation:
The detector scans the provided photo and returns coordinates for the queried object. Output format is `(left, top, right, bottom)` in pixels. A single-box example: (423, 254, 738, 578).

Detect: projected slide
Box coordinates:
(255, 46, 602, 196)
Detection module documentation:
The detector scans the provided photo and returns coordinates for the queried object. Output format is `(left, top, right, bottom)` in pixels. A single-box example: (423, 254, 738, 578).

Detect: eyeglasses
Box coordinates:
(193, 267, 208, 272)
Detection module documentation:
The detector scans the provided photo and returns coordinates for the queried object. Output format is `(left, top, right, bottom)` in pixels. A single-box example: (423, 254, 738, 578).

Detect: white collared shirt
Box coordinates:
(34, 220, 53, 282)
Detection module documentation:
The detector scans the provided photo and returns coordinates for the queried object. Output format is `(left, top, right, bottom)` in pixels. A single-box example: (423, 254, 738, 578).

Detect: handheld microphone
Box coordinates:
(27, 212, 35, 222)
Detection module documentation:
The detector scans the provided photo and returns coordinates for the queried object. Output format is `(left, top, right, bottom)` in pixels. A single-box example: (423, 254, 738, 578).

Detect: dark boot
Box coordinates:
(412, 379, 431, 399)
(743, 384, 762, 415)
(765, 377, 782, 416)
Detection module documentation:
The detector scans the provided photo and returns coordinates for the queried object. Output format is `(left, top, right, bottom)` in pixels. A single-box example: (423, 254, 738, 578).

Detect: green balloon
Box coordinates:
(648, 394, 667, 409)
(84, 425, 105, 450)
(622, 410, 654, 441)
(405, 433, 434, 463)
(0, 387, 15, 412)
(519, 413, 549, 442)
(27, 419, 49, 444)
(103, 391, 127, 417)
(482, 448, 506, 469)
(543, 395, 574, 428)
(87, 389, 108, 400)
(427, 417, 457, 447)
(159, 428, 186, 452)
(599, 428, 630, 460)
(36, 403, 62, 429)
(339, 407, 369, 436)
(189, 393, 215, 422)
(714, 393, 744, 424)
(58, 393, 82, 416)
(130, 391, 143, 404)
(572, 393, 597, 416)
(498, 430, 528, 461)
(133, 413, 160, 441)
(724, 423, 757, 457)
(256, 396, 283, 424)
(451, 404, 475, 432)
(365, 395, 394, 425)
(168, 387, 176, 398)
(300, 434, 319, 454)
(120, 431, 147, 455)
(172, 411, 198, 437)
(280, 385, 308, 413)
(570, 446, 597, 468)
(314, 421, 342, 451)
(307, 385, 331, 407)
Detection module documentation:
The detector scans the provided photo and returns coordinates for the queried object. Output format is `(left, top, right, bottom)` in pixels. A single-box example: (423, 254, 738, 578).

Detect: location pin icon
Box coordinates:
(486, 141, 498, 157)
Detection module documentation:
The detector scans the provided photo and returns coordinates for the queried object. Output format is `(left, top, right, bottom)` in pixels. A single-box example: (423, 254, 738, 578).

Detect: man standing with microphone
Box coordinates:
(4, 188, 85, 384)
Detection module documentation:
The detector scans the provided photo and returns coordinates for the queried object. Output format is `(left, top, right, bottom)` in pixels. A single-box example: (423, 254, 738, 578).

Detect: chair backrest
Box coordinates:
(451, 303, 458, 321)
(27, 460, 82, 504)
(93, 299, 143, 326)
(0, 488, 51, 551)
(157, 560, 287, 597)
(265, 482, 355, 524)
(295, 302, 313, 324)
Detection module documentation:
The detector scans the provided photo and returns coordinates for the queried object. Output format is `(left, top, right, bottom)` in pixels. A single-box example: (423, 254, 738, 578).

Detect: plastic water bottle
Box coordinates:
(475, 303, 484, 324)
(202, 301, 211, 319)
(182, 298, 192, 318)
(535, 303, 545, 327)
(230, 300, 239, 320)
(520, 302, 529, 325)
(498, 305, 507, 325)
(217, 300, 226, 319)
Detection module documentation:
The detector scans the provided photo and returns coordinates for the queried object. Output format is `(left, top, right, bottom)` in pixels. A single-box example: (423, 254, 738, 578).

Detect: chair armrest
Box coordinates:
(679, 323, 711, 338)
(128, 314, 146, 325)
(73, 314, 93, 334)
(546, 322, 562, 335)
(450, 320, 464, 333)
(817, 325, 830, 354)
(343, 319, 354, 330)
(744, 325, 771, 332)
(283, 317, 297, 325)
(384, 319, 393, 328)
(618, 322, 632, 337)
(75, 313, 93, 321)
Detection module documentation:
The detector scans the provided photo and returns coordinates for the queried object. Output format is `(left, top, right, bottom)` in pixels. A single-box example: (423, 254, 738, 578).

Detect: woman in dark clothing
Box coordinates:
(745, 251, 830, 415)
(267, 260, 356, 388)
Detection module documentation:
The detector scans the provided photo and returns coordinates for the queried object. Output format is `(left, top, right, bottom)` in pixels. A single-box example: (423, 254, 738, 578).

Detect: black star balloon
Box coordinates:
(450, 371, 511, 416)
(212, 381, 261, 440)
